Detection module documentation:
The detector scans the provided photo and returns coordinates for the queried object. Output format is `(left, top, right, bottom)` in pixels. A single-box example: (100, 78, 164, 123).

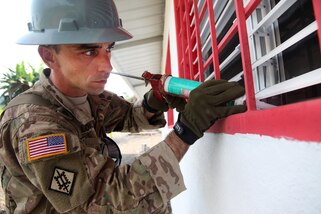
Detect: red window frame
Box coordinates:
(165, 38, 174, 127)
(173, 0, 321, 142)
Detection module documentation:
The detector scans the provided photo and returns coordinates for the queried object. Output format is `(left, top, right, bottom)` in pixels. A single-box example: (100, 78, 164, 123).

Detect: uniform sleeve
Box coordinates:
(138, 141, 186, 203)
(14, 109, 185, 213)
(103, 94, 166, 133)
(88, 141, 186, 213)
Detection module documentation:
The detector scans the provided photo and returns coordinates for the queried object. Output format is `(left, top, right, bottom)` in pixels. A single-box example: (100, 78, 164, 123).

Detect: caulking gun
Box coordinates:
(111, 71, 202, 101)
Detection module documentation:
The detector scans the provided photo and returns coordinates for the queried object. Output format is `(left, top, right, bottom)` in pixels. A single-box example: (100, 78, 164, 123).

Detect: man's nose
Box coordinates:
(97, 52, 113, 73)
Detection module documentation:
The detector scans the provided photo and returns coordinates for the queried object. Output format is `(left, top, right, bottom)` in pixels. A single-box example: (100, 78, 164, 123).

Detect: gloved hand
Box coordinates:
(143, 89, 186, 113)
(174, 80, 246, 145)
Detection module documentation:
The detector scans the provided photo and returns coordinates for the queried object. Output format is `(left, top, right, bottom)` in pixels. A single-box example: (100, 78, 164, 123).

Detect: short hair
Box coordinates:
(40, 45, 60, 53)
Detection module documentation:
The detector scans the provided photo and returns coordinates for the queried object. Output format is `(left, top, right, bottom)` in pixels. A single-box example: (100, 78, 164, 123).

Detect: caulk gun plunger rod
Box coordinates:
(110, 72, 145, 81)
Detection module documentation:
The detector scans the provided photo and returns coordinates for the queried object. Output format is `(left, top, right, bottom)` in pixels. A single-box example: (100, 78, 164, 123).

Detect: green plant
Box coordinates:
(0, 61, 43, 106)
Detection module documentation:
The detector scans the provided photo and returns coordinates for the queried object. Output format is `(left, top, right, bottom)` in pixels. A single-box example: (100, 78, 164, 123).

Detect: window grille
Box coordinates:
(165, 38, 174, 127)
(173, 0, 321, 141)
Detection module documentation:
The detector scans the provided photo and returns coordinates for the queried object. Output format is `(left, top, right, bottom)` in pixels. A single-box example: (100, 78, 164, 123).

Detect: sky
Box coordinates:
(0, 0, 134, 97)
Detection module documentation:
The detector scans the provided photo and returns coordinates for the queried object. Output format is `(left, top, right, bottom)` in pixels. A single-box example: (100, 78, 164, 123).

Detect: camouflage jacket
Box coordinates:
(0, 69, 186, 213)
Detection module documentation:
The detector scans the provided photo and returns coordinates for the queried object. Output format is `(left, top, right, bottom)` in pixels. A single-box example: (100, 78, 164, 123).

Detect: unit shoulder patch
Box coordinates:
(49, 167, 77, 195)
(26, 133, 68, 161)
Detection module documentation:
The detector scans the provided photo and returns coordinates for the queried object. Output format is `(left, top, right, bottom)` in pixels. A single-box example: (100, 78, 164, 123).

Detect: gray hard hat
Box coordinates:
(17, 0, 133, 45)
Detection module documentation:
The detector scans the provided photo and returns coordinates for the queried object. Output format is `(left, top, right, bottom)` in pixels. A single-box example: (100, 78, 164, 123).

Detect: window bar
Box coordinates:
(173, 0, 184, 78)
(218, 0, 261, 53)
(203, 46, 240, 81)
(180, 1, 189, 79)
(165, 38, 174, 127)
(199, 0, 208, 22)
(249, 0, 297, 37)
(192, 0, 205, 81)
(207, 0, 221, 80)
(220, 46, 241, 73)
(184, 8, 190, 77)
(312, 0, 321, 51)
(184, 0, 195, 80)
(182, 1, 189, 79)
(255, 67, 321, 101)
(216, 0, 235, 40)
(213, 1, 230, 22)
(234, 0, 257, 111)
(252, 21, 318, 69)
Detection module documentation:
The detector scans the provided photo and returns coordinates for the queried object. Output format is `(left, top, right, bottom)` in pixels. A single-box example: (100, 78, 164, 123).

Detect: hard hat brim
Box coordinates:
(16, 27, 133, 45)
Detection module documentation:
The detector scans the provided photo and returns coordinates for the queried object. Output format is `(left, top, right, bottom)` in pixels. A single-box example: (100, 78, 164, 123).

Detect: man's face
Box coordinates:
(47, 43, 115, 96)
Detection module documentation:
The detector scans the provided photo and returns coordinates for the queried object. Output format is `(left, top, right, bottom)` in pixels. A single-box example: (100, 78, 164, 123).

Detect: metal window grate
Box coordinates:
(174, 0, 321, 111)
(172, 0, 321, 142)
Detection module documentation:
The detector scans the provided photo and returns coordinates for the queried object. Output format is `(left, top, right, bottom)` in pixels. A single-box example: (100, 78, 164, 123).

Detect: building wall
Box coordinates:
(170, 132, 321, 214)
(163, 1, 321, 214)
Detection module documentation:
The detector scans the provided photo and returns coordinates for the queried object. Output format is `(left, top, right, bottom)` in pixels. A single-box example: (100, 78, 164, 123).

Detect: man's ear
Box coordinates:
(38, 46, 57, 69)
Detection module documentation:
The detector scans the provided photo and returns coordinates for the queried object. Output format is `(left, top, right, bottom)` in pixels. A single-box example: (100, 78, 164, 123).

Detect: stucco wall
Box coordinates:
(169, 132, 321, 214)
(163, 1, 321, 214)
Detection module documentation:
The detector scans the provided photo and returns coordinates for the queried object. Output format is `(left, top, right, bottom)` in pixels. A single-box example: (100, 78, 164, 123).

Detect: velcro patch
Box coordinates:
(26, 133, 68, 161)
(49, 167, 76, 195)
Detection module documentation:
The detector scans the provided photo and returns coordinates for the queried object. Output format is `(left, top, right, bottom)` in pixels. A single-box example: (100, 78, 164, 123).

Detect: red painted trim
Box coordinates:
(207, 0, 221, 80)
(167, 109, 174, 127)
(199, 0, 207, 21)
(165, 38, 172, 76)
(183, 0, 194, 80)
(173, 0, 184, 78)
(244, 0, 262, 17)
(312, 0, 321, 51)
(192, 0, 205, 81)
(209, 98, 321, 142)
(234, 0, 256, 110)
(173, 0, 321, 142)
(165, 37, 174, 126)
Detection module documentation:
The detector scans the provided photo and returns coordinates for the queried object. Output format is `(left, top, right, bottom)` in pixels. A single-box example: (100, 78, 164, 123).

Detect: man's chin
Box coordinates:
(87, 88, 105, 95)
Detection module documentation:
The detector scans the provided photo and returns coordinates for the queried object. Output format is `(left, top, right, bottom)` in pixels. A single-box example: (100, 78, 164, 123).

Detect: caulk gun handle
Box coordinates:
(142, 71, 167, 101)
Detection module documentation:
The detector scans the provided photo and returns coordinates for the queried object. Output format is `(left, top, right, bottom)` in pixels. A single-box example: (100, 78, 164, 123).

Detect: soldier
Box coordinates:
(0, 0, 246, 213)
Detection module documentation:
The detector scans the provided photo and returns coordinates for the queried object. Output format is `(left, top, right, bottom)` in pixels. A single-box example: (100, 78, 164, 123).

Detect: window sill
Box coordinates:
(209, 98, 321, 142)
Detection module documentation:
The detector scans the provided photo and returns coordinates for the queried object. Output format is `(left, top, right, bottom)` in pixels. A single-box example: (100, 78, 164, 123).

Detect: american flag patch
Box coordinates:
(26, 134, 68, 161)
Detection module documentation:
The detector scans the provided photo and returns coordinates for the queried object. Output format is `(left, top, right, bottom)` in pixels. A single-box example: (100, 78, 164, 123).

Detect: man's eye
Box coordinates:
(84, 49, 97, 56)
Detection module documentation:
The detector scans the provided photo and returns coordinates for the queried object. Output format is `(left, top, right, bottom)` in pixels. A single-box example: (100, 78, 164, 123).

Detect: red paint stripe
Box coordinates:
(209, 98, 321, 142)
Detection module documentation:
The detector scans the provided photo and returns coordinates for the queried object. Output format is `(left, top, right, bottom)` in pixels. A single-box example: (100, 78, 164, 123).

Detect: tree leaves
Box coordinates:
(0, 61, 43, 106)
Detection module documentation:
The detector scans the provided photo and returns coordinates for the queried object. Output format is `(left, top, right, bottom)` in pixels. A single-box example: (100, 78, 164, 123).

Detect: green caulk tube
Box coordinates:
(163, 76, 202, 98)
(163, 76, 235, 105)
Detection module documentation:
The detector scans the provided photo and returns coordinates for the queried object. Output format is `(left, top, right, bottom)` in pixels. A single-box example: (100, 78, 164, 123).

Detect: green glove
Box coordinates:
(143, 89, 186, 113)
(174, 80, 246, 145)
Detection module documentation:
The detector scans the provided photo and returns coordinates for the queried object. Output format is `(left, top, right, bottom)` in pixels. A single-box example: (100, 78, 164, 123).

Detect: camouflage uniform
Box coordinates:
(0, 69, 186, 213)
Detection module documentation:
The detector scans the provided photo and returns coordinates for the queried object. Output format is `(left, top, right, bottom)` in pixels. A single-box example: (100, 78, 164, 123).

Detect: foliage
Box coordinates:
(0, 61, 43, 106)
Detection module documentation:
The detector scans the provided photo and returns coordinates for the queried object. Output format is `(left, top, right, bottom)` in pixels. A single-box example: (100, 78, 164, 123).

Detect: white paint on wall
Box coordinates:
(171, 133, 321, 214)
(162, 2, 321, 213)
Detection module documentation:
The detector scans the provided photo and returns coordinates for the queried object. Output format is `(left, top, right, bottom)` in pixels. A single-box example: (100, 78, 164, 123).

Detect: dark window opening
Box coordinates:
(276, 0, 315, 42)
(262, 83, 321, 106)
(262, 0, 321, 107)
(281, 32, 321, 80)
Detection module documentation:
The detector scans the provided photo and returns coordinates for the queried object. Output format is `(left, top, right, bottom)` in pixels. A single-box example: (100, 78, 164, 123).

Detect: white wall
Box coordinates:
(171, 133, 321, 214)
(163, 1, 321, 214)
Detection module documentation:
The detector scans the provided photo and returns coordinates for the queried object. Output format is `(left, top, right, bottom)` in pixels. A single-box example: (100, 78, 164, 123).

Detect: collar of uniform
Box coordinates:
(39, 68, 94, 125)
